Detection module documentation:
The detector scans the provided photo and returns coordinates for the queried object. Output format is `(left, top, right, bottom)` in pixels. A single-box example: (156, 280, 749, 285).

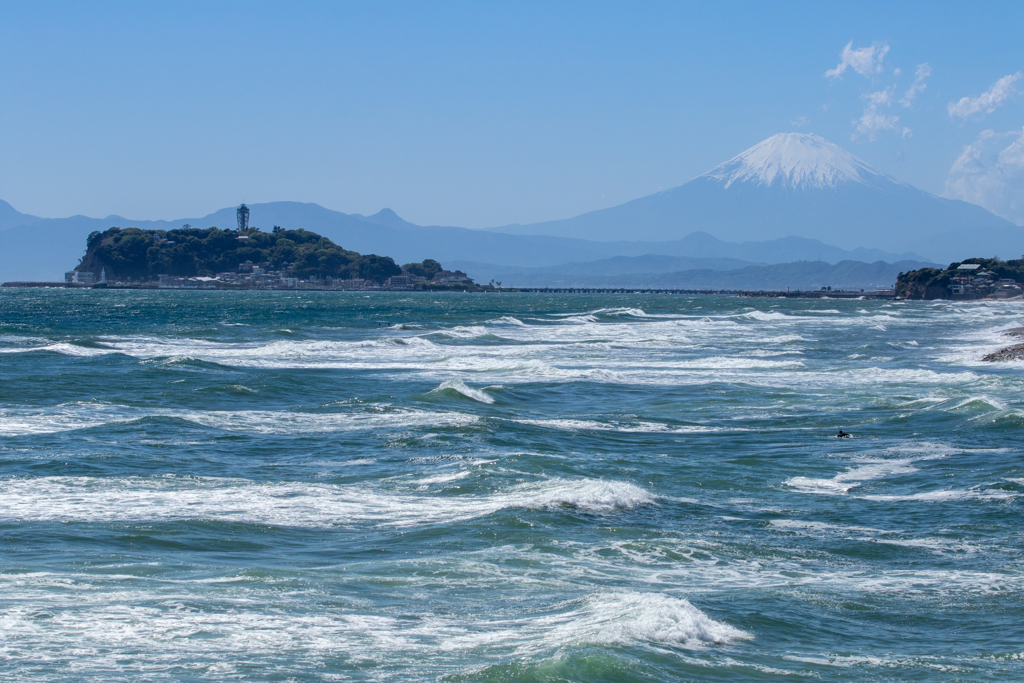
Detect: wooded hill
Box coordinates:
(75, 225, 432, 283)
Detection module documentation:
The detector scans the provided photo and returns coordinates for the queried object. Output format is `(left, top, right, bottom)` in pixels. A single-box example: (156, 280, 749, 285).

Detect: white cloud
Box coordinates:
(791, 115, 809, 128)
(854, 87, 899, 140)
(865, 87, 895, 106)
(948, 72, 1022, 119)
(902, 127, 913, 138)
(900, 63, 931, 107)
(826, 41, 890, 79)
(855, 110, 899, 140)
(945, 127, 1024, 224)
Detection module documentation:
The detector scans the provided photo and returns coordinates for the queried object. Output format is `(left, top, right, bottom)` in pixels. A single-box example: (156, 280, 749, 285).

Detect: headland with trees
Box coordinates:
(895, 257, 1024, 300)
(63, 225, 482, 291)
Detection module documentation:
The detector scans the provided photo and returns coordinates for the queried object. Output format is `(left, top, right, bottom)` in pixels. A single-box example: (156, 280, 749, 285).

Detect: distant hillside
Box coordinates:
(449, 254, 759, 286)
(624, 259, 924, 291)
(663, 231, 928, 264)
(476, 259, 928, 291)
(456, 254, 937, 290)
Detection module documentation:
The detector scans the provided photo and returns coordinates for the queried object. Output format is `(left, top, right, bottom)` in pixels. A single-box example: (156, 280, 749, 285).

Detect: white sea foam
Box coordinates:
(782, 653, 965, 671)
(861, 489, 1019, 502)
(591, 307, 650, 317)
(0, 403, 128, 435)
(186, 408, 480, 434)
(669, 356, 805, 369)
(739, 310, 791, 321)
(0, 476, 656, 528)
(414, 470, 473, 485)
(4, 304, 1019, 406)
(564, 539, 1024, 597)
(738, 348, 804, 357)
(786, 459, 918, 495)
(0, 404, 479, 436)
(0, 582, 746, 680)
(768, 520, 988, 554)
(769, 519, 888, 534)
(438, 325, 491, 338)
(0, 313, 917, 391)
(512, 418, 724, 434)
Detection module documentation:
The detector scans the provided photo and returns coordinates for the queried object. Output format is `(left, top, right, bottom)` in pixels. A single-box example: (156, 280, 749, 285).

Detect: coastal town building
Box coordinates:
(433, 269, 472, 284)
(947, 267, 1022, 299)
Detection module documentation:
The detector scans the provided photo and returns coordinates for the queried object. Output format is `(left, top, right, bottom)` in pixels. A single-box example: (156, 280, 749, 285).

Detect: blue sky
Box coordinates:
(2, 0, 1022, 226)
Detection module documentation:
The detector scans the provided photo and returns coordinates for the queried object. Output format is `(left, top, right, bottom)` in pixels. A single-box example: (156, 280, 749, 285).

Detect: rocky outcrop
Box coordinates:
(982, 328, 1024, 362)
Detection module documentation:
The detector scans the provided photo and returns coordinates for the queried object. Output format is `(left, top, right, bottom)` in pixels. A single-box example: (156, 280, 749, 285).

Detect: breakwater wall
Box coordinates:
(2, 282, 896, 298)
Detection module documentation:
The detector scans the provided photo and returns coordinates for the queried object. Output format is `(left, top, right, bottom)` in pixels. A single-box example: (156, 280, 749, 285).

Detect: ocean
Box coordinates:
(1, 289, 1022, 681)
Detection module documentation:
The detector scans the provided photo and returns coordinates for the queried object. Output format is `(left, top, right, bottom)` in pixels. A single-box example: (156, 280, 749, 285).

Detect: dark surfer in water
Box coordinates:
(836, 430, 851, 438)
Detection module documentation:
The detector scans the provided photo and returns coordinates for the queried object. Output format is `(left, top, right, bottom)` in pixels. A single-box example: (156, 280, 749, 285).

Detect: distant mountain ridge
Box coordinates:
(489, 133, 1022, 262)
(449, 255, 933, 290)
(0, 199, 927, 282)
(587, 259, 923, 291)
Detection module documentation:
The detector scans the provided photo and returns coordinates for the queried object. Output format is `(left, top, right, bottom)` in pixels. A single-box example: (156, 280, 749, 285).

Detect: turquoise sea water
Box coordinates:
(1, 289, 1022, 681)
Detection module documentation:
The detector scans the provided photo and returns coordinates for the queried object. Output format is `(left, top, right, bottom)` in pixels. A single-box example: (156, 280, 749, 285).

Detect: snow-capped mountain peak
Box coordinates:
(702, 133, 892, 189)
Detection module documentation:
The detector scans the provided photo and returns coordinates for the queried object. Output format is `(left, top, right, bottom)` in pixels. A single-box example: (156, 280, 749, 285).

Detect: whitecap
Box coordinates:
(861, 489, 1019, 502)
(0, 342, 116, 357)
(522, 591, 751, 649)
(512, 418, 724, 434)
(738, 310, 790, 321)
(785, 459, 918, 495)
(430, 379, 495, 404)
(488, 316, 527, 326)
(591, 307, 649, 317)
(413, 470, 472, 485)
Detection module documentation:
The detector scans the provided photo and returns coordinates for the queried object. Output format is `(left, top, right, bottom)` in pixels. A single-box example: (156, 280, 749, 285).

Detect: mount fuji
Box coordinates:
(493, 133, 1022, 263)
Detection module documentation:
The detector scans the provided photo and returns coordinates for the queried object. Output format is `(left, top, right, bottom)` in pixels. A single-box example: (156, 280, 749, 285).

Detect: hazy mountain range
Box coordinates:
(448, 256, 933, 291)
(3, 132, 1019, 286)
(0, 200, 926, 284)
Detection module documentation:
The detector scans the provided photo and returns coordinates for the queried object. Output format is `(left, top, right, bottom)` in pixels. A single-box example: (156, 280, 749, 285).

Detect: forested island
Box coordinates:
(896, 257, 1024, 300)
(68, 225, 477, 290)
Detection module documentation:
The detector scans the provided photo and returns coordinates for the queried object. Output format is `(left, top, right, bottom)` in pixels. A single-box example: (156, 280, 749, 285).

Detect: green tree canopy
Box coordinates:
(77, 226, 402, 282)
(402, 259, 443, 279)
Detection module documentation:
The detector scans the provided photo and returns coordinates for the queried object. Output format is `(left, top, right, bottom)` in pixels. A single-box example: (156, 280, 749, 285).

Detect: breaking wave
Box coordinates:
(0, 476, 656, 528)
(429, 379, 496, 404)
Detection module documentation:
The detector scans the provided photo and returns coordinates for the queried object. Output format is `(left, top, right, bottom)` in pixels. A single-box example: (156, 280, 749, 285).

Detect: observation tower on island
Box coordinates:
(237, 204, 249, 232)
